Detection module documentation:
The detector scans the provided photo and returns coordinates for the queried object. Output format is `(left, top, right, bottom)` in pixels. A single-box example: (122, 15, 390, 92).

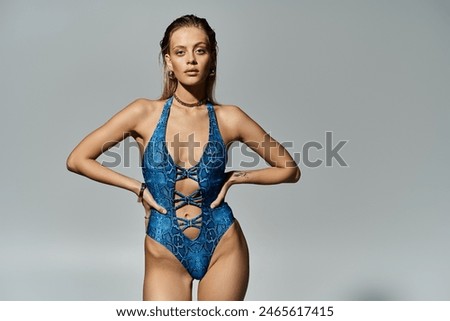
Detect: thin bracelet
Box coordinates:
(137, 182, 146, 203)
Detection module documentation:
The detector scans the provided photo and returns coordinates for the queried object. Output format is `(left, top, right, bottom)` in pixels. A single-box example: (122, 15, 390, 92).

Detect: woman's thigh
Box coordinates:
(143, 236, 193, 301)
(197, 220, 250, 301)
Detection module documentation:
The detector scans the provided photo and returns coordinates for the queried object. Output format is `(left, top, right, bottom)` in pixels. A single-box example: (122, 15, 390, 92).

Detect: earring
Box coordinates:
(209, 68, 216, 77)
(168, 70, 175, 79)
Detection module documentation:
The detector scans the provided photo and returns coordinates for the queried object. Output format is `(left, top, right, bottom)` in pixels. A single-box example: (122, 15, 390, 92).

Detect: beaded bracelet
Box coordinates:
(137, 182, 146, 203)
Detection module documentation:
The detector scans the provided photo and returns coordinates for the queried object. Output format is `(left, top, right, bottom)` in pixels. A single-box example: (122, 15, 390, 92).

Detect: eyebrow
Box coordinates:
(172, 42, 209, 50)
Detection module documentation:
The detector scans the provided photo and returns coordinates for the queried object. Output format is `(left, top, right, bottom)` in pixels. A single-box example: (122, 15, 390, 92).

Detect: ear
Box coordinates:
(164, 53, 173, 70)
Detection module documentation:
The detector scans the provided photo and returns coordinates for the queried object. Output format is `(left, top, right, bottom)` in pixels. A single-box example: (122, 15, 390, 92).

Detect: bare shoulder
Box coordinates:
(213, 104, 257, 143)
(121, 97, 162, 117)
(214, 104, 250, 124)
(214, 104, 259, 129)
(99, 97, 166, 140)
(111, 97, 165, 127)
(126, 98, 168, 141)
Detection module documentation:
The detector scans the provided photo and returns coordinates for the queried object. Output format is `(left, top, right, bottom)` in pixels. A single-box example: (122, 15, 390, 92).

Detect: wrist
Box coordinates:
(131, 180, 143, 196)
(137, 182, 146, 202)
(231, 171, 249, 184)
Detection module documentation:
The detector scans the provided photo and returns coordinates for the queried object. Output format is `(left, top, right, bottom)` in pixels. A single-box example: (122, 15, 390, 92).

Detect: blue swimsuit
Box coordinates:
(141, 97, 235, 280)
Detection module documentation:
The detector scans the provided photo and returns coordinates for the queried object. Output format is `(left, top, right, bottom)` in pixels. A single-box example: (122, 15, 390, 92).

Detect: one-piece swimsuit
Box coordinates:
(142, 97, 235, 280)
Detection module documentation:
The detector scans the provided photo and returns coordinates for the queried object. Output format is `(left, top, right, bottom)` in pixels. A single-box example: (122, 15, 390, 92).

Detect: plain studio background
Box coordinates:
(1, 0, 449, 300)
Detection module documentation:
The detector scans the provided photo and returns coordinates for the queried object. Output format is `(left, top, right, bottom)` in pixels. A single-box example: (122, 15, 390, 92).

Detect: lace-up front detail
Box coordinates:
(176, 165, 198, 180)
(174, 165, 203, 211)
(176, 214, 203, 232)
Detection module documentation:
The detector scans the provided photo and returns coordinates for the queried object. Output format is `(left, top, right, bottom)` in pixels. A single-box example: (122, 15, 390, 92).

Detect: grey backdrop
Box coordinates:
(1, 0, 449, 300)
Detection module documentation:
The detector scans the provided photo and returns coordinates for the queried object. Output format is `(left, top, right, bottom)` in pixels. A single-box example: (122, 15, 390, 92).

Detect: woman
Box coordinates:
(67, 14, 300, 301)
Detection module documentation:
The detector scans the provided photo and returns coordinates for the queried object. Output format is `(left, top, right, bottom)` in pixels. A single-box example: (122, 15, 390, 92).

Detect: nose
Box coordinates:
(186, 51, 197, 65)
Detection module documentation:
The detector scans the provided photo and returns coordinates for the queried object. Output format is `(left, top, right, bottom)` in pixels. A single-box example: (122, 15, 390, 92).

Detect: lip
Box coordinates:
(185, 69, 199, 73)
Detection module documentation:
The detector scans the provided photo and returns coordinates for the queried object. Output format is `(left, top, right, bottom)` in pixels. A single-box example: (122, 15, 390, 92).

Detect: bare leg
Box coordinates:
(197, 220, 250, 300)
(143, 236, 193, 300)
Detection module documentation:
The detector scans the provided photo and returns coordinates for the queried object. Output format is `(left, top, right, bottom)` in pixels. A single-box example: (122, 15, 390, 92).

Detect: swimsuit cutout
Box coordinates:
(142, 97, 235, 280)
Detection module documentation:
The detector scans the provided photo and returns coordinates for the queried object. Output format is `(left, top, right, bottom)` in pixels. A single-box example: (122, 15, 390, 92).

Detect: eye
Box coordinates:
(196, 48, 207, 55)
(175, 50, 185, 56)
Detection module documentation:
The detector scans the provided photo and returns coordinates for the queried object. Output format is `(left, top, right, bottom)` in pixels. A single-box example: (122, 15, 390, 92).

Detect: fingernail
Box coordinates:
(210, 204, 215, 209)
(162, 209, 167, 214)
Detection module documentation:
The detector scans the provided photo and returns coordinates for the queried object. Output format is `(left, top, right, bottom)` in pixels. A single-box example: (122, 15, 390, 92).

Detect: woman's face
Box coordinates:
(165, 27, 212, 88)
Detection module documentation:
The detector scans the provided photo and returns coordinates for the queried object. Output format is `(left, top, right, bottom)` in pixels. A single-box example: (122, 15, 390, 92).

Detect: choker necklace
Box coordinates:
(173, 93, 207, 107)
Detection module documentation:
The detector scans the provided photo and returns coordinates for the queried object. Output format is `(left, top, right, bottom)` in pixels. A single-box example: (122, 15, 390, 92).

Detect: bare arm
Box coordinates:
(66, 99, 166, 214)
(210, 106, 300, 208)
(66, 99, 146, 195)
